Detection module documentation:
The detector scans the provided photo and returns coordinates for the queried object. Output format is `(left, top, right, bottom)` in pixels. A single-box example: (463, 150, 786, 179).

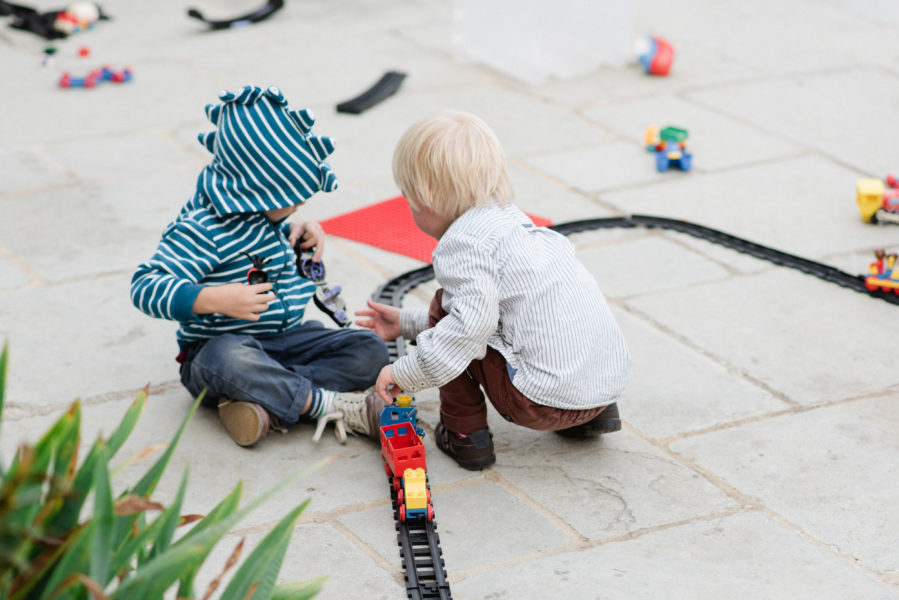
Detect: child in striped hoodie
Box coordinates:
(131, 86, 389, 447)
(356, 111, 631, 470)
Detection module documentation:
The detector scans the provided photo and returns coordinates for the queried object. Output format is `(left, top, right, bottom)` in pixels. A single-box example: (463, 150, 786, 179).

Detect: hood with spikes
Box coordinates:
(196, 85, 338, 215)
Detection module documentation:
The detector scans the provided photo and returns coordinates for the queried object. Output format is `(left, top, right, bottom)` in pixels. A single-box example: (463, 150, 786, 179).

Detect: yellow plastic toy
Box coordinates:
(857, 178, 885, 223)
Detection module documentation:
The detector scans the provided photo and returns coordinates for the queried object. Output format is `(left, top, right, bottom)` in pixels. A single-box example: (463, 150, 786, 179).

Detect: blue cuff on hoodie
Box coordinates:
(172, 282, 204, 322)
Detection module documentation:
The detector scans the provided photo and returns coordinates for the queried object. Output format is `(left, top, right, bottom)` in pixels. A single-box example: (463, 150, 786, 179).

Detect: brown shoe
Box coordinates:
(218, 399, 271, 447)
(434, 423, 496, 471)
(555, 402, 621, 439)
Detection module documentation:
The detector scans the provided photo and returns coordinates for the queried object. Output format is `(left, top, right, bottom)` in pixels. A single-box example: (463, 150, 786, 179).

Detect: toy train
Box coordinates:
(857, 176, 899, 225)
(379, 393, 434, 522)
(865, 249, 899, 293)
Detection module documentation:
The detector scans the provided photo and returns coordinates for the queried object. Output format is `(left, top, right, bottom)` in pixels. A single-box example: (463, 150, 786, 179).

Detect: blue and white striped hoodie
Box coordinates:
(130, 86, 338, 349)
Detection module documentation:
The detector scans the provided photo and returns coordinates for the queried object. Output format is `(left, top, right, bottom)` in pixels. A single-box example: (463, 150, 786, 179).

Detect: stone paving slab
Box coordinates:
(670, 393, 899, 577)
(625, 268, 898, 407)
(450, 512, 897, 600)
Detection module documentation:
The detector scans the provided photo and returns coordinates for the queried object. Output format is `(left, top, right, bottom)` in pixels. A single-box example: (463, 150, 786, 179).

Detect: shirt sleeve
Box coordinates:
(391, 233, 499, 392)
(399, 307, 429, 340)
(130, 219, 219, 322)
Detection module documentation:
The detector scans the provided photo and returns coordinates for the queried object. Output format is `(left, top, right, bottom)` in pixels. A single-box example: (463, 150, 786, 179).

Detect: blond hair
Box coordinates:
(392, 110, 513, 220)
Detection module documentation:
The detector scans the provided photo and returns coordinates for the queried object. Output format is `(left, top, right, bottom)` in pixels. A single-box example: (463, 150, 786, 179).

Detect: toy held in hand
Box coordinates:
(242, 252, 271, 284)
(295, 243, 351, 327)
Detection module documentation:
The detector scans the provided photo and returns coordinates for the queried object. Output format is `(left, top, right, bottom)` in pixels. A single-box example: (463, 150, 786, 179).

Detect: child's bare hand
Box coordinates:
(355, 299, 402, 341)
(374, 364, 397, 404)
(289, 221, 325, 262)
(193, 283, 275, 321)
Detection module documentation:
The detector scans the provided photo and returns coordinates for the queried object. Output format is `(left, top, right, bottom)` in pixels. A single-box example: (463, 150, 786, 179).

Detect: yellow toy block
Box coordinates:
(396, 393, 412, 407)
(403, 468, 428, 509)
(857, 178, 885, 223)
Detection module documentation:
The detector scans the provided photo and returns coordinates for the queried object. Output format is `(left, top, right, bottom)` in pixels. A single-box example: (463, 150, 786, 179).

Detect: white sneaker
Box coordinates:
(312, 392, 386, 443)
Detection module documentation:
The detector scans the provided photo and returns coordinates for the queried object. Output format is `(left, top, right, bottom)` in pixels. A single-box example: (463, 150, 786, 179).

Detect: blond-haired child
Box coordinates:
(356, 110, 631, 470)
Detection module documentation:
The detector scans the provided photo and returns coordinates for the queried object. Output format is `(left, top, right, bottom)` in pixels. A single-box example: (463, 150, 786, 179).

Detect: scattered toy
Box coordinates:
(0, 1, 107, 39)
(856, 175, 899, 225)
(336, 70, 406, 114)
(58, 65, 132, 88)
(865, 249, 899, 293)
(187, 0, 283, 30)
(635, 34, 674, 76)
(77, 45, 89, 56)
(644, 125, 692, 172)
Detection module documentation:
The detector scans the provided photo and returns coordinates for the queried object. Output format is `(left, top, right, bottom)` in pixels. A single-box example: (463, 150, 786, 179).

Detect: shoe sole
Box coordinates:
(218, 402, 267, 447)
(555, 417, 622, 439)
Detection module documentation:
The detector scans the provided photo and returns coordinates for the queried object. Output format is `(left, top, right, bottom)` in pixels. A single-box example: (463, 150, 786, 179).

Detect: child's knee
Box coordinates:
(199, 333, 261, 370)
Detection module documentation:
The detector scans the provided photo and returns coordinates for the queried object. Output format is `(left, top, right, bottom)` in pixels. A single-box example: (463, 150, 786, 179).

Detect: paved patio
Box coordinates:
(1, 1, 897, 598)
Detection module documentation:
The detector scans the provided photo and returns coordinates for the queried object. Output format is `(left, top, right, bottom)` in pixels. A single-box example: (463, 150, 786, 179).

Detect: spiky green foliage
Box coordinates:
(0, 343, 326, 599)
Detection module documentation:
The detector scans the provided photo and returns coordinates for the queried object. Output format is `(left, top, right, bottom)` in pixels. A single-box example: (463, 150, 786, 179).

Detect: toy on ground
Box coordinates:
(336, 70, 406, 114)
(645, 125, 692, 172)
(0, 0, 107, 39)
(635, 34, 674, 76)
(865, 249, 899, 293)
(856, 176, 899, 225)
(58, 65, 132, 88)
(187, 0, 283, 29)
(295, 244, 352, 327)
(377, 391, 451, 598)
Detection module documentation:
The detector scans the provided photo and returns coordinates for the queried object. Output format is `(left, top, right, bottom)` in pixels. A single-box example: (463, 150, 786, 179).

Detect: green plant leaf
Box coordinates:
(271, 576, 328, 600)
(176, 482, 243, 597)
(0, 341, 7, 441)
(89, 441, 114, 587)
(27, 520, 93, 600)
(148, 467, 189, 561)
(219, 500, 309, 600)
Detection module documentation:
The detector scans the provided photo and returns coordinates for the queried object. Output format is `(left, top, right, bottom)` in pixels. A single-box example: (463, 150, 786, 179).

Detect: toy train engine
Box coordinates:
(865, 249, 899, 293)
(857, 176, 899, 225)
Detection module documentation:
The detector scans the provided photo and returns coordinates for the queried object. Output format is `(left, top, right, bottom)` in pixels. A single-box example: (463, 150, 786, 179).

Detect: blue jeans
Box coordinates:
(180, 321, 389, 424)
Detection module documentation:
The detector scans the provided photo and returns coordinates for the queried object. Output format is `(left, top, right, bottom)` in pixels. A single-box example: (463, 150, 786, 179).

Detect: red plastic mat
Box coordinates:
(320, 196, 552, 264)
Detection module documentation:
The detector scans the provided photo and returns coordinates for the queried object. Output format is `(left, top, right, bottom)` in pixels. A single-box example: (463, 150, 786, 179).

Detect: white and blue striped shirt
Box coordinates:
(393, 202, 631, 410)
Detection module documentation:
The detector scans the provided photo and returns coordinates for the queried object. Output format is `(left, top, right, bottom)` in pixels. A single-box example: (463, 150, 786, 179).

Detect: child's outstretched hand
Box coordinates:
(193, 283, 275, 321)
(289, 221, 325, 262)
(355, 299, 401, 341)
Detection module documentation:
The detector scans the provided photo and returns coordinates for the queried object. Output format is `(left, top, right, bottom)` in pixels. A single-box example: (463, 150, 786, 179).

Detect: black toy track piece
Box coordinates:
(242, 252, 271, 285)
(187, 0, 283, 30)
(336, 71, 406, 114)
(294, 243, 352, 328)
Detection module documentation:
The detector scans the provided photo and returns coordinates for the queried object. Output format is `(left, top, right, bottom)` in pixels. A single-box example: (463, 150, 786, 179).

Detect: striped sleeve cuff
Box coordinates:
(171, 282, 204, 322)
(399, 307, 429, 340)
(391, 352, 431, 393)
